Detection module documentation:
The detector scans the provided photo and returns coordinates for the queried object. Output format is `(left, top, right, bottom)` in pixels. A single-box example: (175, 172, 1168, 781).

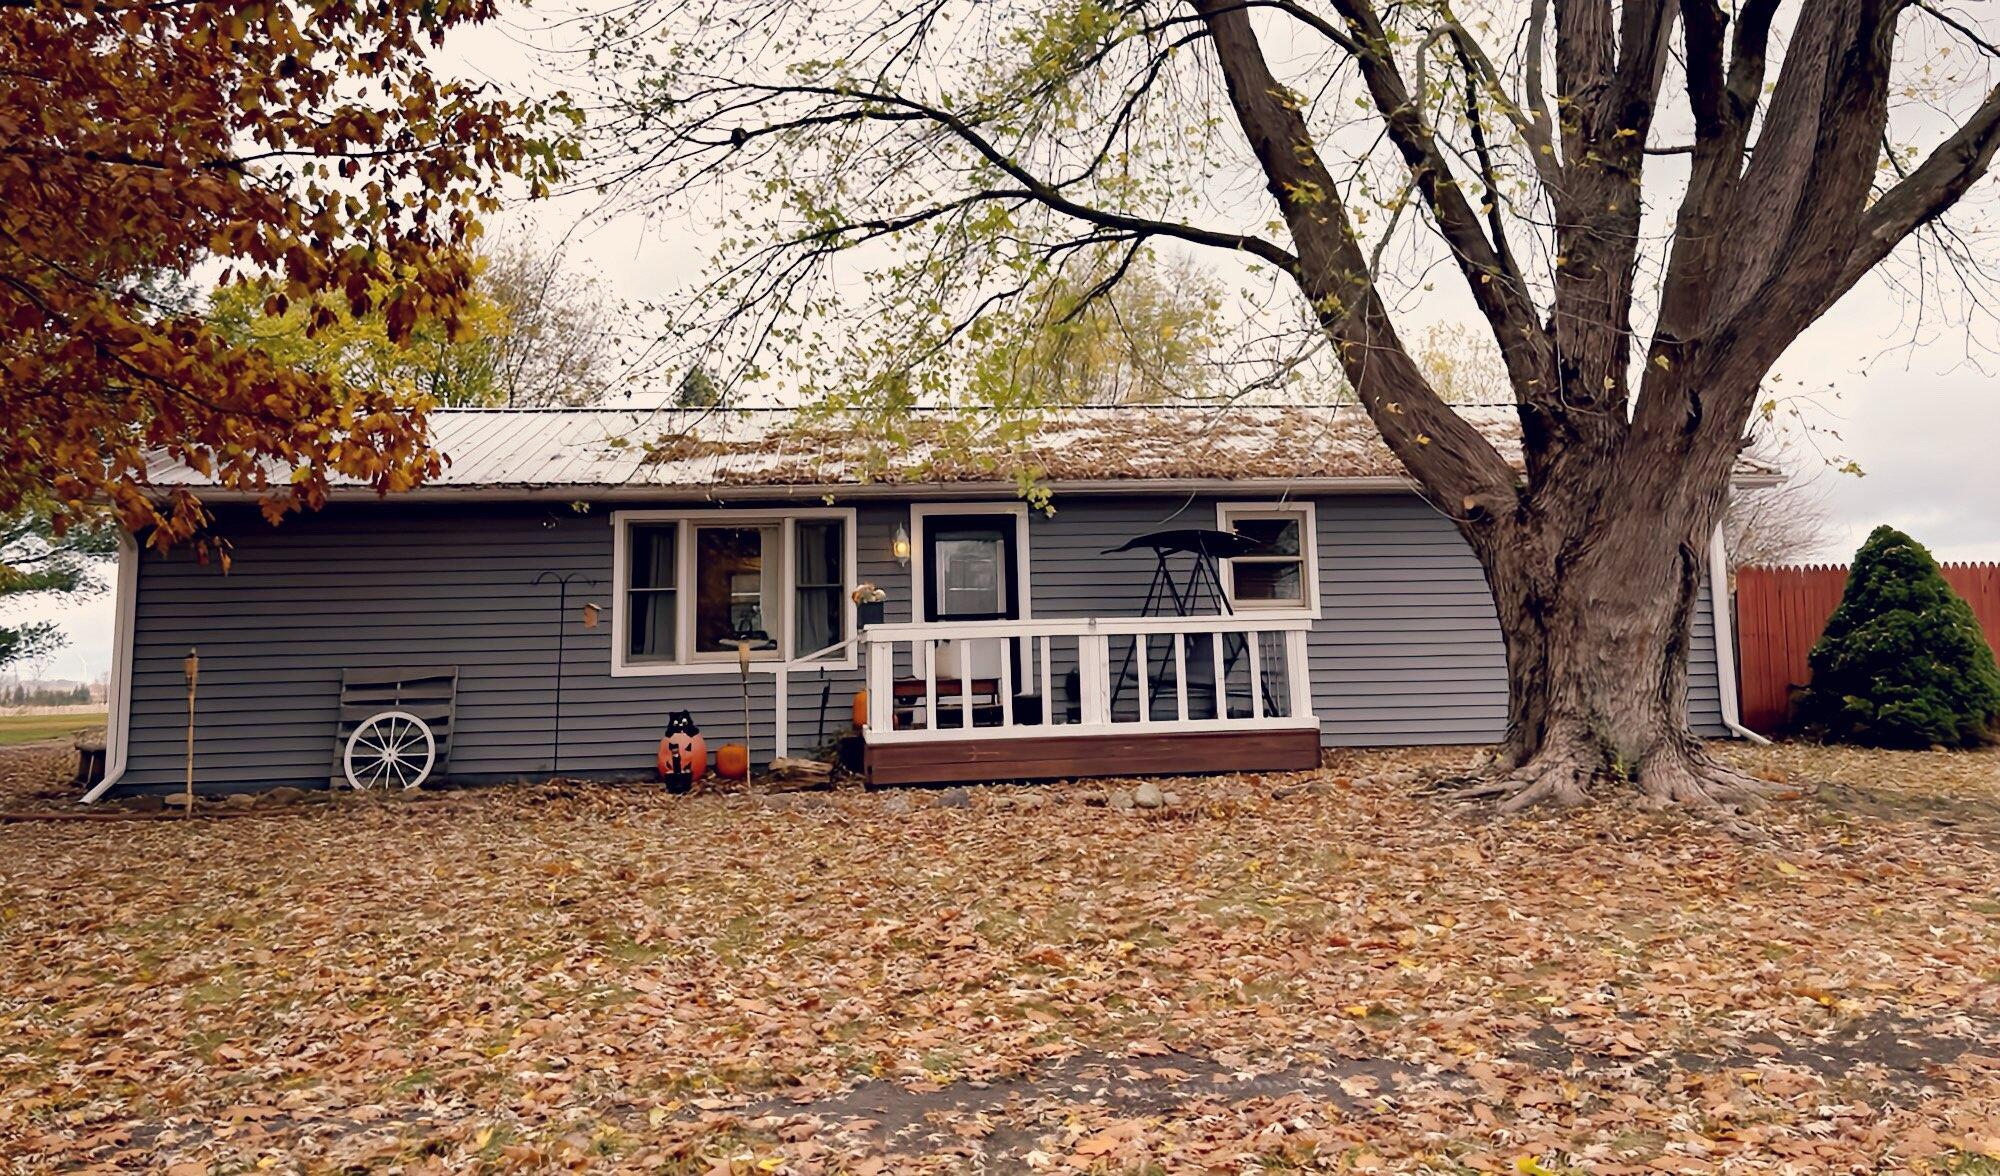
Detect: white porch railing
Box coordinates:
(862, 615, 1316, 744)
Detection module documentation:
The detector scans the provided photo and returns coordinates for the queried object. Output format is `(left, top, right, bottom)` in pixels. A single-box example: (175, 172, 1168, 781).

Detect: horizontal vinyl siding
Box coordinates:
(121, 491, 1731, 792)
(1310, 496, 1505, 745)
(123, 502, 908, 792)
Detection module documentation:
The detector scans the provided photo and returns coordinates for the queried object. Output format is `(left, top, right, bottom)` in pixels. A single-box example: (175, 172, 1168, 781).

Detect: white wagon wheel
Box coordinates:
(343, 710, 436, 791)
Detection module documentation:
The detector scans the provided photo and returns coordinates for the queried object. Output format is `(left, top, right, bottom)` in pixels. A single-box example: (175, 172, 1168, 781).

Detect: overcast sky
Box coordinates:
(6, 7, 1998, 683)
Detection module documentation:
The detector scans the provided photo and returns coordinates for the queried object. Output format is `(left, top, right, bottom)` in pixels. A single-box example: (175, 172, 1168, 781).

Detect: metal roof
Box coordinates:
(143, 404, 1778, 497)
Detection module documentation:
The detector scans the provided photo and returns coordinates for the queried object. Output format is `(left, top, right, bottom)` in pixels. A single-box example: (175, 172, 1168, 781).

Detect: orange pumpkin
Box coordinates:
(852, 689, 868, 729)
(715, 742, 751, 780)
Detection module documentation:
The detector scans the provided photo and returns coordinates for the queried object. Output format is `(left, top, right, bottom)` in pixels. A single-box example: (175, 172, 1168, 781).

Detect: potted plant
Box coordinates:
(852, 582, 887, 628)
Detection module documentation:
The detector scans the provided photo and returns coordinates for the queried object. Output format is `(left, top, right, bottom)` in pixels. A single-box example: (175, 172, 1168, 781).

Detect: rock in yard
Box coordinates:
(1133, 782, 1165, 809)
(1162, 790, 1182, 808)
(937, 787, 972, 809)
(1081, 790, 1109, 807)
(880, 793, 912, 814)
(1109, 789, 1136, 812)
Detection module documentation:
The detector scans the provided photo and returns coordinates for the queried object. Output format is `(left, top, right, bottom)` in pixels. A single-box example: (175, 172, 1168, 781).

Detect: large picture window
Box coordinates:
(612, 509, 856, 675)
(693, 525, 778, 656)
(1217, 502, 1318, 614)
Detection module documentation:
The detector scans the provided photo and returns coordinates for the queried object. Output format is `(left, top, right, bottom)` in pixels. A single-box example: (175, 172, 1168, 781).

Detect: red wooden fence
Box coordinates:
(1735, 562, 2000, 732)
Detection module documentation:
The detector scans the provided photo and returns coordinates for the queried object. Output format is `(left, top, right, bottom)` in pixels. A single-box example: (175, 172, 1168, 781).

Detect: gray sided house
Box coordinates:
(91, 407, 1767, 797)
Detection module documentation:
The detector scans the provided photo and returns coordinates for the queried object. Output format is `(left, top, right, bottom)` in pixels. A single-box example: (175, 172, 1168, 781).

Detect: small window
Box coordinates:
(693, 525, 779, 656)
(625, 523, 678, 662)
(794, 519, 846, 656)
(1219, 505, 1315, 611)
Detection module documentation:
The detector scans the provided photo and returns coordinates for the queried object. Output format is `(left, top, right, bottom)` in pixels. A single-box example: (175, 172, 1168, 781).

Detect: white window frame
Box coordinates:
(908, 502, 1034, 624)
(610, 507, 859, 677)
(1215, 500, 1320, 618)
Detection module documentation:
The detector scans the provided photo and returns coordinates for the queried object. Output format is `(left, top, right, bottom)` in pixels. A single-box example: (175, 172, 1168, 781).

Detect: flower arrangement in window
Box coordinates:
(852, 582, 887, 627)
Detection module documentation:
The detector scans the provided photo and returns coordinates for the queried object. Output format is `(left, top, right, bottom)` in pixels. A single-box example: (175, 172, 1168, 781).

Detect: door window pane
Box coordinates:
(794, 520, 845, 656)
(934, 533, 1004, 617)
(695, 526, 777, 654)
(625, 523, 676, 661)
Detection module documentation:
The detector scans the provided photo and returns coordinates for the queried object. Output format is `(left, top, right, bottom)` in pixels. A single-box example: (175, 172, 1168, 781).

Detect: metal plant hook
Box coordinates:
(533, 570, 599, 776)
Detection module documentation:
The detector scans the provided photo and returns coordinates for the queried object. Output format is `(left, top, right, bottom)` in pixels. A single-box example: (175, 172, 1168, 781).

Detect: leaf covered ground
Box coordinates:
(1, 741, 1997, 1173)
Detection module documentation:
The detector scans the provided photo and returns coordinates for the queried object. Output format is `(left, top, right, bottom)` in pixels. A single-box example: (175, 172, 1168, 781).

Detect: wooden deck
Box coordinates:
(864, 725, 1321, 786)
(858, 613, 1322, 787)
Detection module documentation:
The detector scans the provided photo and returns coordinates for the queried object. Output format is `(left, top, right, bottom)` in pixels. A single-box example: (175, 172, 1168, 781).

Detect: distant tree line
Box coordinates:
(0, 681, 96, 707)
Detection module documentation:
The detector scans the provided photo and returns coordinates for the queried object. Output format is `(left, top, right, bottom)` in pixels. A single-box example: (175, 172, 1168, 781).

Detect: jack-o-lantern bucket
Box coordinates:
(657, 711, 707, 793)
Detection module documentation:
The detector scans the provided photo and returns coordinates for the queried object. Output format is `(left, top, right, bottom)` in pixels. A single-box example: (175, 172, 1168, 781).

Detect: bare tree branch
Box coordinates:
(1192, 0, 1517, 506)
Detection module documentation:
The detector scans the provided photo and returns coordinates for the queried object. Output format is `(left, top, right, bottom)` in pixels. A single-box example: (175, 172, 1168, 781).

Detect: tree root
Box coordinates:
(1446, 736, 1790, 832)
(1636, 743, 1789, 831)
(1452, 743, 1598, 812)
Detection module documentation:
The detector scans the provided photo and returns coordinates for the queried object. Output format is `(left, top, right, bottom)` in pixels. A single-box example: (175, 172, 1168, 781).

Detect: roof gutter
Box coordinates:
(80, 530, 140, 803)
(159, 470, 1785, 506)
(1708, 522, 1770, 744)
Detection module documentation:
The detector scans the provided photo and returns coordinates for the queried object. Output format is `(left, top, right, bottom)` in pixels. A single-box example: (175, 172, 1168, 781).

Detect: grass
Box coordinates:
(0, 712, 103, 746)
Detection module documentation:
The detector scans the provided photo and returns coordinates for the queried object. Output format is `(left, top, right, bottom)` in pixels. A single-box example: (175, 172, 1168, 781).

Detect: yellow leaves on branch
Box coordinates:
(0, 0, 574, 545)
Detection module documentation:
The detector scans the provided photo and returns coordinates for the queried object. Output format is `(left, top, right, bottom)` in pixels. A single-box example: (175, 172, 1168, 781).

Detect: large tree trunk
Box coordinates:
(1455, 460, 1779, 815)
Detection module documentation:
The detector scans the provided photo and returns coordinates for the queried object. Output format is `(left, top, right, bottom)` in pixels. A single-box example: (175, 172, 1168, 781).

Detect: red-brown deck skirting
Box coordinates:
(863, 726, 1322, 787)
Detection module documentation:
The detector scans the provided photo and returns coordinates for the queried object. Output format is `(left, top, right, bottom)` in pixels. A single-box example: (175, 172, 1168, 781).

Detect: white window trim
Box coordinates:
(908, 502, 1034, 624)
(610, 507, 858, 677)
(1215, 500, 1320, 618)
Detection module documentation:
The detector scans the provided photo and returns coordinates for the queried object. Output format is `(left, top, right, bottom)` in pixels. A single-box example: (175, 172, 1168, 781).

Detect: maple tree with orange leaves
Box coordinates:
(0, 0, 574, 550)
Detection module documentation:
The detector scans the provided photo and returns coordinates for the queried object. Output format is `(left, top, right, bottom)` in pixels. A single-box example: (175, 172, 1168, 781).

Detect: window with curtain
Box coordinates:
(794, 519, 846, 657)
(615, 511, 856, 672)
(625, 523, 678, 661)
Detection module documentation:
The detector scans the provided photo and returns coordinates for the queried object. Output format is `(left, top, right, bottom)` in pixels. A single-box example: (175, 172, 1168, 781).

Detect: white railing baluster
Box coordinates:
(1210, 631, 1226, 721)
(1134, 633, 1149, 723)
(999, 640, 1014, 729)
(923, 639, 937, 732)
(960, 641, 973, 729)
(1173, 635, 1189, 722)
(1286, 629, 1312, 720)
(867, 636, 893, 730)
(1039, 636, 1056, 726)
(1081, 632, 1111, 725)
(1247, 631, 1265, 719)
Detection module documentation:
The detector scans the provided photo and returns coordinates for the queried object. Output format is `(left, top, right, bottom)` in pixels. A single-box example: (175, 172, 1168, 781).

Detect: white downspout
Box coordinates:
(80, 531, 139, 802)
(1708, 523, 1771, 744)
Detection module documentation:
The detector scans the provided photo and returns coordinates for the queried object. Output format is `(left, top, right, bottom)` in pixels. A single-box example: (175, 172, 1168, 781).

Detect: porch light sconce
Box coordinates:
(892, 523, 911, 567)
